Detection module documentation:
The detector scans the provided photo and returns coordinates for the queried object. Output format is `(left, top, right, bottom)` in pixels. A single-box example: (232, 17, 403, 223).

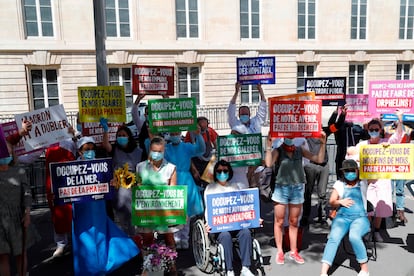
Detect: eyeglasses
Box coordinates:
(368, 128, 380, 132)
(217, 169, 229, 173)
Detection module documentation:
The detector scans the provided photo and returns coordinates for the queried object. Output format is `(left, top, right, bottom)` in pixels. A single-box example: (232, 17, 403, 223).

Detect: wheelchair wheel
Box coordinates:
(192, 218, 214, 273)
(252, 238, 266, 275)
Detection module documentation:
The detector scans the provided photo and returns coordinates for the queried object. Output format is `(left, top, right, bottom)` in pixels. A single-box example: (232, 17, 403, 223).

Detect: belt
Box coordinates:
(310, 161, 328, 167)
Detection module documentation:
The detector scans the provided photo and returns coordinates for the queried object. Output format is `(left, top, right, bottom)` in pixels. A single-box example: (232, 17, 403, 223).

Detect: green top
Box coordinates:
(275, 147, 306, 185)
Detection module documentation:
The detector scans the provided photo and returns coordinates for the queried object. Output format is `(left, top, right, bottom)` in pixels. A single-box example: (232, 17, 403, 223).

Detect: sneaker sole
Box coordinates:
(288, 255, 305, 264)
(276, 254, 284, 265)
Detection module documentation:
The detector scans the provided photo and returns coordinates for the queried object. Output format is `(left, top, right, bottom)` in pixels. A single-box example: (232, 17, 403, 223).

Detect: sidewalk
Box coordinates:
(26, 186, 414, 276)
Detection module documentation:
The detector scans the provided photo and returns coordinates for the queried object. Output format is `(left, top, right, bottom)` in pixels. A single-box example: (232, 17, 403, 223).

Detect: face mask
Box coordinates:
(0, 156, 13, 165)
(284, 138, 294, 146)
(216, 172, 229, 182)
(117, 137, 129, 147)
(170, 135, 181, 145)
(239, 115, 250, 124)
(369, 131, 380, 138)
(82, 150, 95, 160)
(344, 172, 357, 181)
(76, 123, 82, 132)
(150, 151, 164, 161)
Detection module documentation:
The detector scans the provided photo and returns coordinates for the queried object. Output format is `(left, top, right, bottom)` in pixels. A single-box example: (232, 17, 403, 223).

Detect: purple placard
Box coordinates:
(50, 158, 114, 205)
(237, 56, 276, 85)
(345, 94, 371, 123)
(0, 125, 8, 159)
(368, 80, 414, 118)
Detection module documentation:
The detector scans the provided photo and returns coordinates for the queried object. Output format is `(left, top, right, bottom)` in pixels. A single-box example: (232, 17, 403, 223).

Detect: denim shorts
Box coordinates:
(271, 183, 305, 204)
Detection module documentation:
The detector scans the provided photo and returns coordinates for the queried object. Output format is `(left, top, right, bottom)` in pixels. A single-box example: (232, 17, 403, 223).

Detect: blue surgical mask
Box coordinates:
(344, 172, 357, 181)
(117, 137, 129, 147)
(284, 138, 294, 146)
(216, 172, 229, 182)
(150, 151, 164, 161)
(0, 156, 13, 165)
(82, 150, 95, 160)
(240, 115, 250, 124)
(170, 135, 181, 145)
(76, 123, 82, 132)
(369, 131, 380, 138)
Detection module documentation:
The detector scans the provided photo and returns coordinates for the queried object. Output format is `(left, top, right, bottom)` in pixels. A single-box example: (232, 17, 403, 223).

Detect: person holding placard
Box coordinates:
(352, 111, 404, 242)
(227, 82, 267, 134)
(265, 131, 326, 265)
(101, 118, 143, 236)
(72, 136, 139, 276)
(204, 159, 255, 276)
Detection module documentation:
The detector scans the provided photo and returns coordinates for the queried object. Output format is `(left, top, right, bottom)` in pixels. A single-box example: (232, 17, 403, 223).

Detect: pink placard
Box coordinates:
(368, 80, 414, 117)
(345, 94, 371, 123)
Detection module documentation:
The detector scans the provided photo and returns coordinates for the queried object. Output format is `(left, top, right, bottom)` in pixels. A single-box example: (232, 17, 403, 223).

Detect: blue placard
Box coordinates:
(50, 158, 114, 205)
(304, 77, 346, 106)
(381, 113, 414, 122)
(237, 56, 276, 85)
(206, 188, 260, 233)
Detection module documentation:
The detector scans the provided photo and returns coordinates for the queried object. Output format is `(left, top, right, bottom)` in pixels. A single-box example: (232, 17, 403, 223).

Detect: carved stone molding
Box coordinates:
(398, 50, 414, 61)
(175, 50, 205, 64)
(349, 50, 369, 62)
(22, 51, 62, 65)
(107, 50, 139, 64)
(296, 50, 319, 63)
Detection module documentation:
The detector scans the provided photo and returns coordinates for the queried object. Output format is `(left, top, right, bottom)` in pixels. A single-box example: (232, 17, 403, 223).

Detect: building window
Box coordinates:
(241, 85, 259, 104)
(397, 63, 411, 80)
(349, 64, 365, 94)
(240, 0, 260, 39)
(23, 0, 54, 37)
(176, 0, 198, 38)
(109, 68, 133, 107)
(351, 0, 367, 39)
(399, 0, 414, 39)
(297, 65, 315, 92)
(178, 67, 200, 105)
(105, 0, 130, 37)
(30, 69, 59, 110)
(298, 0, 315, 39)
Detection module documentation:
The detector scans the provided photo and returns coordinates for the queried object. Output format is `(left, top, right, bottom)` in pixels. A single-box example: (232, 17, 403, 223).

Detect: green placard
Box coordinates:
(132, 185, 187, 228)
(148, 98, 197, 133)
(217, 133, 263, 167)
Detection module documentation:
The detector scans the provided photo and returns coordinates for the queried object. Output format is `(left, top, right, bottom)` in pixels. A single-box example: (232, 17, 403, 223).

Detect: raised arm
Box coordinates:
(227, 82, 241, 128)
(132, 94, 146, 132)
(302, 131, 326, 163)
(100, 117, 112, 153)
(265, 132, 280, 167)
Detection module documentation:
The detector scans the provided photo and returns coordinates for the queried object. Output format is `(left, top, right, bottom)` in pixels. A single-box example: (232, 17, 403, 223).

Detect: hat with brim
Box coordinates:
(77, 136, 95, 149)
(340, 159, 358, 170)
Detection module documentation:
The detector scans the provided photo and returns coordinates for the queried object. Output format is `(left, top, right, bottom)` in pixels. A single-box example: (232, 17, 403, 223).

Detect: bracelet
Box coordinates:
(266, 147, 272, 151)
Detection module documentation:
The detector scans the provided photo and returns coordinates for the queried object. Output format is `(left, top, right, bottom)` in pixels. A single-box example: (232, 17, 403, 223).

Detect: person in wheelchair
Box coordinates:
(204, 159, 255, 276)
(320, 159, 370, 276)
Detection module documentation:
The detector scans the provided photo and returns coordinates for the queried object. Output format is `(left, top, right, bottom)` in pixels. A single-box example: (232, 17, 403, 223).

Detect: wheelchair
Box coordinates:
(191, 217, 266, 276)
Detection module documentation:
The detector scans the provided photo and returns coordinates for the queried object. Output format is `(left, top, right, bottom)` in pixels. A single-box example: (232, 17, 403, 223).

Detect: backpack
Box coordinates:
(254, 148, 281, 202)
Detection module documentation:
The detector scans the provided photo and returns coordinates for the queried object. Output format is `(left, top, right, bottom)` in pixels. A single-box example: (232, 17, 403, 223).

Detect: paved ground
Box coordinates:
(25, 183, 414, 276)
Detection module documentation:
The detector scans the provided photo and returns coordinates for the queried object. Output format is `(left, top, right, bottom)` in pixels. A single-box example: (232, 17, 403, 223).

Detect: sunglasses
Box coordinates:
(217, 169, 229, 173)
(369, 128, 379, 132)
(344, 169, 356, 173)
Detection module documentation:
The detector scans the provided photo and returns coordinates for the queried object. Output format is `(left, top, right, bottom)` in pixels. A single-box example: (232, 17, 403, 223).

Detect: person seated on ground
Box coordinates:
(320, 159, 370, 276)
(204, 159, 255, 276)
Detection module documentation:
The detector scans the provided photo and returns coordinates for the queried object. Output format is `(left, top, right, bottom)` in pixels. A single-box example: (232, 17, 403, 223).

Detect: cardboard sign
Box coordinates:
(237, 56, 276, 85)
(368, 80, 414, 117)
(148, 98, 197, 133)
(50, 158, 114, 205)
(78, 86, 126, 123)
(132, 65, 174, 96)
(359, 144, 414, 179)
(14, 105, 72, 151)
(304, 77, 346, 106)
(217, 133, 262, 167)
(345, 94, 370, 123)
(81, 122, 123, 146)
(269, 99, 322, 138)
(206, 188, 260, 233)
(132, 185, 187, 227)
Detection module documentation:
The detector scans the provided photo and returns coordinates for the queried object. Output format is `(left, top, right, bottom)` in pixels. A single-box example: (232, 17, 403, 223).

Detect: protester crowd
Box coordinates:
(0, 82, 412, 276)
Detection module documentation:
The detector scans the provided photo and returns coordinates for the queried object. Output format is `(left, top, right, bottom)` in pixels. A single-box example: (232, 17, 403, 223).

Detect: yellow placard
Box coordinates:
(78, 86, 126, 123)
(359, 144, 414, 179)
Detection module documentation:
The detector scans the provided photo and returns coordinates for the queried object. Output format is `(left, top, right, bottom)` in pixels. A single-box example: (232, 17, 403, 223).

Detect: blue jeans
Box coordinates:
(392, 179, 405, 211)
(321, 215, 370, 266)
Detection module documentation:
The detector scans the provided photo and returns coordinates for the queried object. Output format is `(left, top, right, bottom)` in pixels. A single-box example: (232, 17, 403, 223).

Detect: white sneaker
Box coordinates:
(52, 246, 65, 257)
(374, 232, 383, 242)
(226, 270, 235, 276)
(240, 266, 254, 276)
(357, 270, 370, 276)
